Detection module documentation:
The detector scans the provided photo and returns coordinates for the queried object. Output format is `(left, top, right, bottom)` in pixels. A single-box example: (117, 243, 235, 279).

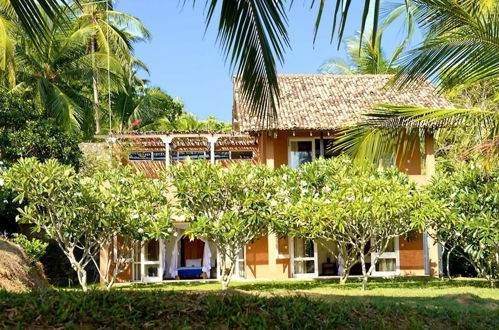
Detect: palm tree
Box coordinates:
(320, 3, 415, 75)
(0, 3, 17, 88)
(7, 0, 391, 126)
(107, 60, 183, 134)
(319, 29, 399, 75)
(2, 0, 70, 49)
(198, 0, 387, 123)
(14, 18, 123, 131)
(149, 112, 231, 132)
(336, 0, 499, 165)
(72, 1, 150, 133)
(394, 0, 498, 91)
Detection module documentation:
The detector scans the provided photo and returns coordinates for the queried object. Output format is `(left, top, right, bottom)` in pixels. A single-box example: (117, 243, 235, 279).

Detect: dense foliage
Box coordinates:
(3, 158, 100, 291)
(145, 112, 232, 132)
(0, 93, 83, 237)
(0, 1, 186, 138)
(2, 153, 498, 292)
(276, 158, 441, 289)
(12, 233, 48, 264)
(427, 161, 498, 286)
(89, 166, 176, 289)
(169, 160, 279, 289)
(3, 158, 175, 291)
(0, 94, 82, 169)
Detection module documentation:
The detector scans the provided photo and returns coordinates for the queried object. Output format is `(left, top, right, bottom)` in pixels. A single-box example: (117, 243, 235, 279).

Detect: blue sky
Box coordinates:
(115, 1, 421, 122)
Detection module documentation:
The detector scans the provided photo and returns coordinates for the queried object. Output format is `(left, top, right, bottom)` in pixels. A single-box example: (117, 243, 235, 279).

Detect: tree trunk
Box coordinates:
(73, 262, 88, 292)
(446, 246, 455, 280)
(439, 243, 446, 280)
(78, 270, 88, 293)
(93, 73, 100, 133)
(221, 261, 236, 291)
(336, 243, 351, 285)
(66, 250, 89, 292)
(360, 250, 368, 291)
(106, 277, 115, 291)
(91, 39, 100, 134)
(339, 270, 350, 284)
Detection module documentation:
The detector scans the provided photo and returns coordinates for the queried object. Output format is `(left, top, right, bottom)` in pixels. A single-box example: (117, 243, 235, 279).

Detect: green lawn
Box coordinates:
(125, 277, 498, 299)
(1, 278, 497, 329)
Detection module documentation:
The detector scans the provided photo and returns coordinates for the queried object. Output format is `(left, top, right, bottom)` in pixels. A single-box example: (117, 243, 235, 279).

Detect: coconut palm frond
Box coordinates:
(312, 0, 382, 48)
(46, 82, 84, 130)
(318, 58, 353, 74)
(458, 139, 499, 162)
(107, 11, 151, 41)
(319, 2, 415, 75)
(393, 0, 499, 90)
(335, 104, 499, 165)
(380, 1, 416, 68)
(0, 12, 17, 87)
(204, 0, 290, 126)
(7, 0, 74, 48)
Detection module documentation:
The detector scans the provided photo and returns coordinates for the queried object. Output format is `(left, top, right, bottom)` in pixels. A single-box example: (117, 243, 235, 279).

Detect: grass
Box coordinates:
(125, 276, 498, 298)
(1, 278, 498, 329)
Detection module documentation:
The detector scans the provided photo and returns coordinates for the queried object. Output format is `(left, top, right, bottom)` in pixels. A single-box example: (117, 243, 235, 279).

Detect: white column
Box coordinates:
(140, 243, 145, 282)
(107, 137, 117, 144)
(160, 137, 173, 167)
(206, 136, 219, 164)
(107, 137, 117, 160)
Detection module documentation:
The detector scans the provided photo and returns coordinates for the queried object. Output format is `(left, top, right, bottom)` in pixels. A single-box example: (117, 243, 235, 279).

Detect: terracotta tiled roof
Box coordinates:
(233, 74, 453, 132)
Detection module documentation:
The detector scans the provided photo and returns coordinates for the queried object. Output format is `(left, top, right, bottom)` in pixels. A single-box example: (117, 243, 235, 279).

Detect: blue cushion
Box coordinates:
(177, 267, 203, 277)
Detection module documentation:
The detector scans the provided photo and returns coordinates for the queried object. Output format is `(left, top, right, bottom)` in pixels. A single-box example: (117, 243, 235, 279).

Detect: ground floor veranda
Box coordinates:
(109, 223, 439, 284)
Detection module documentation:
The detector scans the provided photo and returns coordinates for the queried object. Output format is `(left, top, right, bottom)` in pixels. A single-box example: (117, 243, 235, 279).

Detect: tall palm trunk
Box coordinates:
(91, 39, 100, 133)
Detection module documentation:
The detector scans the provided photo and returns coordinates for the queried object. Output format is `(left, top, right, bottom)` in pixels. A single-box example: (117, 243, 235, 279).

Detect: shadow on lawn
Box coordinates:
(129, 277, 491, 292)
(234, 277, 491, 291)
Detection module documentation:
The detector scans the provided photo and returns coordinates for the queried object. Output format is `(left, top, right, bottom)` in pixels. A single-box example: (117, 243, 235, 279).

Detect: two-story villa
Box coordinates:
(96, 74, 451, 283)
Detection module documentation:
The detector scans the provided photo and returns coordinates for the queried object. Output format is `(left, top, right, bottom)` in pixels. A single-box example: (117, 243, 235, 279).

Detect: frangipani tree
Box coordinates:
(3, 158, 177, 291)
(169, 160, 278, 290)
(3, 158, 100, 291)
(278, 158, 439, 290)
(426, 161, 498, 287)
(89, 166, 176, 290)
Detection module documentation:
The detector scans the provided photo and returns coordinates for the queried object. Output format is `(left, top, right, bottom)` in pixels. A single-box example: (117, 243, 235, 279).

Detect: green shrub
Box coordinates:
(12, 234, 48, 264)
(427, 161, 498, 285)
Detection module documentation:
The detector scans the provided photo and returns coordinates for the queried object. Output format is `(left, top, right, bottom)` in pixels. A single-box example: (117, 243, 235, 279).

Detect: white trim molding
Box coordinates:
(288, 137, 316, 169)
(372, 237, 400, 276)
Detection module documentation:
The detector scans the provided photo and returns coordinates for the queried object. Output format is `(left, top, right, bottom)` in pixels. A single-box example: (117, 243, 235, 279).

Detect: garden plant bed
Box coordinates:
(1, 278, 497, 329)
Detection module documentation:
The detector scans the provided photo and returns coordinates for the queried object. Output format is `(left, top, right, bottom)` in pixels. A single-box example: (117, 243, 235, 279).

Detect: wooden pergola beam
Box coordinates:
(94, 133, 252, 139)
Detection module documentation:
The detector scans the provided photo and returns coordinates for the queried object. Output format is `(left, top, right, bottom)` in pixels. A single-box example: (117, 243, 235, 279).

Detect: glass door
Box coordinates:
(132, 240, 163, 282)
(372, 237, 400, 275)
(235, 248, 246, 279)
(289, 139, 315, 168)
(291, 238, 318, 277)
